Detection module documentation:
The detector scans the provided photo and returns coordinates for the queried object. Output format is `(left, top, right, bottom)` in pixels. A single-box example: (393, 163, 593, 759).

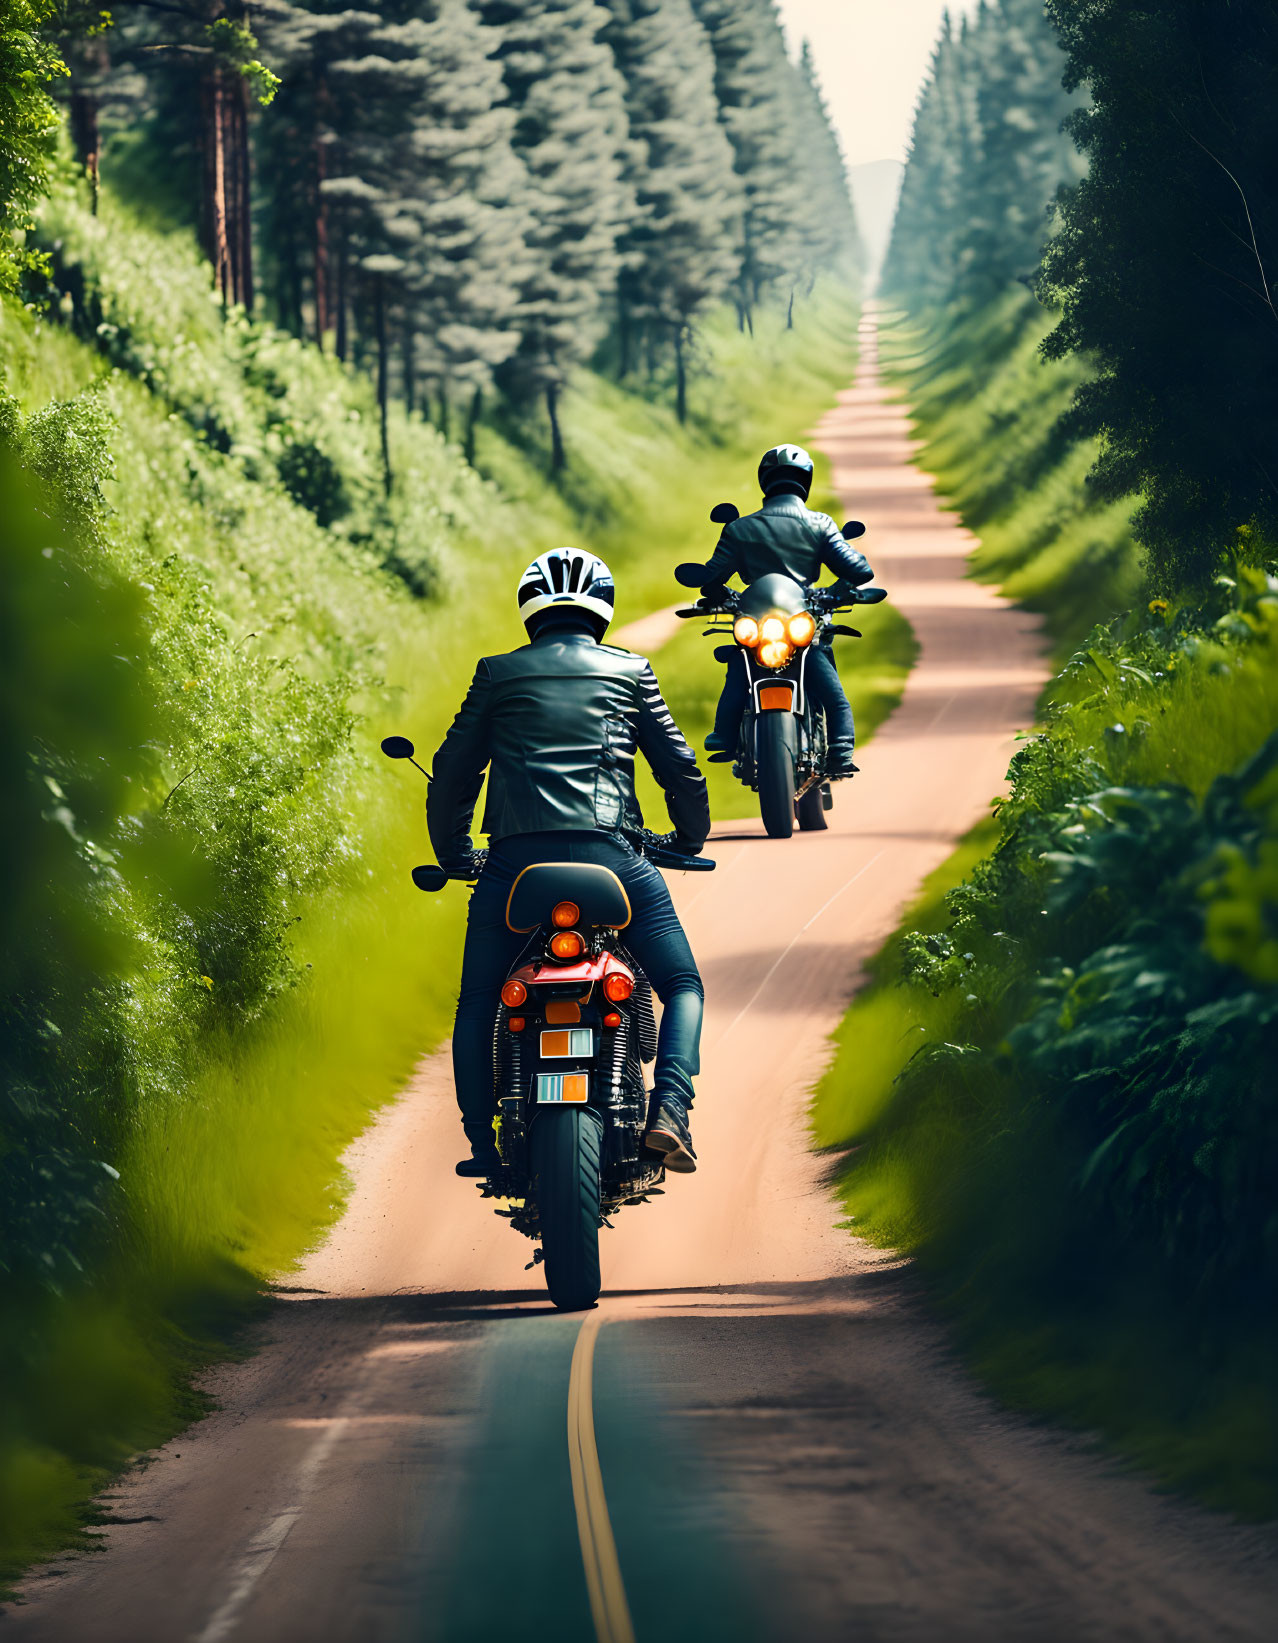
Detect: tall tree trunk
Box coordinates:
(375, 278, 392, 496)
(546, 382, 565, 474)
(313, 69, 330, 347)
(69, 87, 100, 215)
(230, 75, 253, 311)
(402, 323, 415, 415)
(283, 222, 303, 335)
(199, 70, 229, 302)
(209, 70, 232, 304)
(438, 380, 451, 441)
(465, 386, 483, 467)
(786, 287, 795, 331)
(674, 323, 688, 425)
(335, 225, 349, 361)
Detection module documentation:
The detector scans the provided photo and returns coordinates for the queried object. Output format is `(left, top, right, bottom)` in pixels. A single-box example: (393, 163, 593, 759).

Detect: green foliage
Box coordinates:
(879, 292, 1141, 648)
(0, 0, 65, 290)
(815, 573, 1278, 1514)
(1040, 0, 1278, 590)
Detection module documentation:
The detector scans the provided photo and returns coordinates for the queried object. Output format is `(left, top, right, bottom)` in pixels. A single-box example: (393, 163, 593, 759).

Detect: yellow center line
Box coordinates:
(567, 1312, 636, 1643)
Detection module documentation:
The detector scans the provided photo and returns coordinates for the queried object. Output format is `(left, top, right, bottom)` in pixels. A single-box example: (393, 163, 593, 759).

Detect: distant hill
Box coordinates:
(848, 159, 904, 292)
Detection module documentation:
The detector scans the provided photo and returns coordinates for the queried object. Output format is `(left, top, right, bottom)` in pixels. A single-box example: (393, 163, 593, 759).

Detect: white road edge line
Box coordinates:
(190, 1415, 350, 1643)
(714, 848, 885, 1047)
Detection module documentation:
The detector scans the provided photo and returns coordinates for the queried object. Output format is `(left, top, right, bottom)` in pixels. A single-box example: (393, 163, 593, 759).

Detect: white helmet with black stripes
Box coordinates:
(517, 547, 615, 639)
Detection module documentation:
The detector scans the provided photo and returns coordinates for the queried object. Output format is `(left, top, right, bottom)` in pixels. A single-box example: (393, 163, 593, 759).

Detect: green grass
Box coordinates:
(0, 178, 875, 1586)
(877, 292, 1143, 653)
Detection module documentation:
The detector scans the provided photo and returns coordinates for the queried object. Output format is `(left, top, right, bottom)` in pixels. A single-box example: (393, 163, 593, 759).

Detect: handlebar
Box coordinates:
(682, 584, 886, 620)
(634, 829, 716, 872)
(410, 831, 715, 891)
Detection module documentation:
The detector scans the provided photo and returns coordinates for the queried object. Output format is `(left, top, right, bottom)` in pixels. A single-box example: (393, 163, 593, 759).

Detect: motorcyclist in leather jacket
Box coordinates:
(701, 444, 874, 777)
(428, 547, 710, 1178)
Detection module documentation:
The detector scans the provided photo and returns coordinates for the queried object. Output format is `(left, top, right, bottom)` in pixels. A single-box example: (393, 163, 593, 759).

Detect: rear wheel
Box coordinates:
(531, 1107, 603, 1311)
(756, 712, 797, 839)
(796, 784, 828, 831)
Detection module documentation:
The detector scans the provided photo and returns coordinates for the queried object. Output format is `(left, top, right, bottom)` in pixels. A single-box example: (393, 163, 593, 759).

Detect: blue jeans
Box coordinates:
(712, 641, 854, 747)
(453, 831, 704, 1149)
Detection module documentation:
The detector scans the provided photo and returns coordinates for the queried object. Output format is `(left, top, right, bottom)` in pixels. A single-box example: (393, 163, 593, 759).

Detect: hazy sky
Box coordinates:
(777, 0, 980, 170)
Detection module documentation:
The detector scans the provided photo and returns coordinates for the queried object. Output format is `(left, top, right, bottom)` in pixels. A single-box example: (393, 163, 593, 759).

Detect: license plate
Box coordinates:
(540, 1028, 594, 1058)
(535, 1072, 589, 1104)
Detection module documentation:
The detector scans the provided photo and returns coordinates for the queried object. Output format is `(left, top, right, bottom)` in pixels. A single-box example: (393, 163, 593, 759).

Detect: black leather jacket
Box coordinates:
(699, 493, 874, 590)
(427, 628, 710, 866)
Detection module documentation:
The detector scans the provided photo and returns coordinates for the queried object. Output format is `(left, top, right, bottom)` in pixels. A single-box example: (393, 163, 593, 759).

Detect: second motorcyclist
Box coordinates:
(699, 444, 874, 776)
(427, 548, 710, 1180)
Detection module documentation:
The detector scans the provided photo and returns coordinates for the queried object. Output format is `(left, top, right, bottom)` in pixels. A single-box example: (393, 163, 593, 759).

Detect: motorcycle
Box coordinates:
(381, 734, 714, 1312)
(674, 503, 887, 840)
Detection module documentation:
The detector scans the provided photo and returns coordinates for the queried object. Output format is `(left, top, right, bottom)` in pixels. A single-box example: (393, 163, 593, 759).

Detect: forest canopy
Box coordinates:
(16, 0, 860, 465)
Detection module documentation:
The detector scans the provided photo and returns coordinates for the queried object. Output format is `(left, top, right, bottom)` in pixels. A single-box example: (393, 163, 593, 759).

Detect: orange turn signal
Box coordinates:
(500, 978, 527, 1008)
(507, 1016, 526, 1033)
(551, 900, 580, 929)
(549, 930, 586, 961)
(603, 1011, 622, 1028)
(602, 972, 634, 1003)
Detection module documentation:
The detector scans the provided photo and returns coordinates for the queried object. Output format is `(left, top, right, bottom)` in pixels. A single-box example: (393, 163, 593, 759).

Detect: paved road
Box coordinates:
(8, 314, 1277, 1643)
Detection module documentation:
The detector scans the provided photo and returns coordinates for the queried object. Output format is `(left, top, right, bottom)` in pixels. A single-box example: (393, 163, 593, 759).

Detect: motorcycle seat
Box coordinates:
(506, 863, 632, 933)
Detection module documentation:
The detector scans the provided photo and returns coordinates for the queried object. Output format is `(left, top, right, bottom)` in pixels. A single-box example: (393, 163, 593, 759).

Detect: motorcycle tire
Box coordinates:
(531, 1107, 603, 1311)
(796, 784, 828, 831)
(756, 712, 798, 839)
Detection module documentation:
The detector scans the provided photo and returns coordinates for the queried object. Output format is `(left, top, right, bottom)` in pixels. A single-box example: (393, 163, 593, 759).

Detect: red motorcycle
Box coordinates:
(382, 735, 713, 1310)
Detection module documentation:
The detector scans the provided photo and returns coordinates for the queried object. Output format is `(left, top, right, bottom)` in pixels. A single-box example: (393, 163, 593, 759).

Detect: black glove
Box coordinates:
(442, 848, 488, 880)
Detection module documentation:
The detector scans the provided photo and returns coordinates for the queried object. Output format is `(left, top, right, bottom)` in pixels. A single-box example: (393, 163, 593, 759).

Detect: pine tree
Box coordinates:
(478, 0, 636, 469)
(691, 0, 806, 327)
(599, 0, 741, 415)
(326, 3, 531, 458)
(788, 40, 860, 305)
(881, 14, 980, 304)
(882, 1, 1078, 308)
(956, 0, 1081, 302)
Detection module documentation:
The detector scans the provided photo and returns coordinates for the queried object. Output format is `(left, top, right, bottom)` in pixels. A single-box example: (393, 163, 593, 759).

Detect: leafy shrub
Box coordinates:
(817, 573, 1278, 1512)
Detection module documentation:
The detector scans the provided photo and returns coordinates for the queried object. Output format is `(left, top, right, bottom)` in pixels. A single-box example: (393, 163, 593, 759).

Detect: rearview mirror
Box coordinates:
(854, 586, 887, 604)
(381, 735, 416, 759)
(841, 520, 866, 540)
(709, 502, 740, 525)
(412, 864, 449, 892)
(674, 561, 707, 588)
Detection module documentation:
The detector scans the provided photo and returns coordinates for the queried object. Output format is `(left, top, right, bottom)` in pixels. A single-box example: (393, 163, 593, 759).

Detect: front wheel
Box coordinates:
(531, 1107, 603, 1311)
(756, 712, 798, 839)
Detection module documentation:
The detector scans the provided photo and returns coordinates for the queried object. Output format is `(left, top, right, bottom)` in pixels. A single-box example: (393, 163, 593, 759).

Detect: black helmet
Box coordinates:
(758, 444, 814, 499)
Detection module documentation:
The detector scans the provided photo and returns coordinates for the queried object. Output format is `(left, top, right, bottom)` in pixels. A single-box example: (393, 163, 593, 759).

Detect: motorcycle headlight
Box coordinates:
(787, 612, 816, 646)
(760, 616, 786, 643)
(758, 639, 793, 669)
(733, 615, 759, 646)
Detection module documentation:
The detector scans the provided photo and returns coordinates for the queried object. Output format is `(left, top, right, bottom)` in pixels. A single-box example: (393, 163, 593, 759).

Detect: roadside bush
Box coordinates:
(816, 573, 1278, 1513)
